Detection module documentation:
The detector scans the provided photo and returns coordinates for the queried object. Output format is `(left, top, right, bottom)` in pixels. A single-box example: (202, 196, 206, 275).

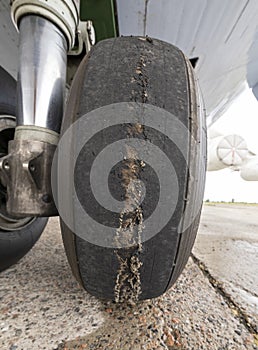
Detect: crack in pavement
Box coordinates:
(233, 281, 258, 300)
(191, 253, 258, 337)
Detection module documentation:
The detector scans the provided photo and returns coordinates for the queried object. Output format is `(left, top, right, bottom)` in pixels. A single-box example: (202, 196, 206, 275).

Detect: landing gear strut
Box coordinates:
(1, 0, 79, 217)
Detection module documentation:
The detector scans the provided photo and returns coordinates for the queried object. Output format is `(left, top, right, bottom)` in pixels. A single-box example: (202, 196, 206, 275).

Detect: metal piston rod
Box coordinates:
(0, 1, 79, 217)
(17, 15, 68, 132)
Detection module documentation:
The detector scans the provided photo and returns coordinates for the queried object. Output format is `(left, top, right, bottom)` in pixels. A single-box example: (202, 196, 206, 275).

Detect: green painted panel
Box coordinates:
(80, 0, 117, 42)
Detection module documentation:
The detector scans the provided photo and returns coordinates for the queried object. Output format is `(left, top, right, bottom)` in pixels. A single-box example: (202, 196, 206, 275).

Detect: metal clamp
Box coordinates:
(11, 0, 80, 49)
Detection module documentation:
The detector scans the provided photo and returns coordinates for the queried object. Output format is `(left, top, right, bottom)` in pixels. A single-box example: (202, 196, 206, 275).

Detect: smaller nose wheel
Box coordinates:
(0, 67, 48, 272)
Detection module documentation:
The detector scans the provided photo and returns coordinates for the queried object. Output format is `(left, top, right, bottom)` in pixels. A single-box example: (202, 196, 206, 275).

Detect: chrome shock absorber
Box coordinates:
(0, 1, 79, 217)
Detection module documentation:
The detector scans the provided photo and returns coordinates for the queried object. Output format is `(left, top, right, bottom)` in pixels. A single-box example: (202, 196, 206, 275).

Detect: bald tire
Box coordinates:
(60, 37, 206, 301)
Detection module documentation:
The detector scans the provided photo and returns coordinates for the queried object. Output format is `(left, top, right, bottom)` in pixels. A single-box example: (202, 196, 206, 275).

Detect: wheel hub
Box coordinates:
(0, 115, 35, 231)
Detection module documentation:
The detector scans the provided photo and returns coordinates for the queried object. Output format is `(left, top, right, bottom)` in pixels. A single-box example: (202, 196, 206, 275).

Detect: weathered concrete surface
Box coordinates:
(0, 205, 257, 349)
(193, 203, 258, 333)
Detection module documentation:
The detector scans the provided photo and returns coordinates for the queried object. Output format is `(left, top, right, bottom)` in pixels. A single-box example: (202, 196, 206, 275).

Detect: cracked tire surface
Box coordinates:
(61, 37, 206, 301)
(0, 66, 48, 272)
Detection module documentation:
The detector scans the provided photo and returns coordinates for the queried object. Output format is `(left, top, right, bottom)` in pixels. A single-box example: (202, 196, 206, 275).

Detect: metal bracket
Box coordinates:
(0, 140, 58, 217)
(68, 20, 96, 55)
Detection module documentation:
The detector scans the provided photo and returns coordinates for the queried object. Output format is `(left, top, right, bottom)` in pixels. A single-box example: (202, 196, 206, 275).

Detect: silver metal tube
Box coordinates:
(17, 15, 68, 133)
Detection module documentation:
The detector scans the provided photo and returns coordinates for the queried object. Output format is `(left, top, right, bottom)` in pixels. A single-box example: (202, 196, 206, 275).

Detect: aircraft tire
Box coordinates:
(0, 66, 48, 272)
(60, 37, 206, 301)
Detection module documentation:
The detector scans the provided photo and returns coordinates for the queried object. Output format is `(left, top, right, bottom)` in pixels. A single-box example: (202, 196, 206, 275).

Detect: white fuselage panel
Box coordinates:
(116, 0, 258, 124)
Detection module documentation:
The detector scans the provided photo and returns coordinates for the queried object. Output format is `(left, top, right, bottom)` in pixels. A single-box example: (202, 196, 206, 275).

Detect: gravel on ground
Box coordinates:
(0, 206, 257, 350)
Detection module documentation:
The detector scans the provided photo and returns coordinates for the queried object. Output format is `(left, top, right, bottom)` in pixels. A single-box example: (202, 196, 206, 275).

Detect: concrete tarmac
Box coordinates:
(193, 203, 258, 335)
(0, 204, 257, 349)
